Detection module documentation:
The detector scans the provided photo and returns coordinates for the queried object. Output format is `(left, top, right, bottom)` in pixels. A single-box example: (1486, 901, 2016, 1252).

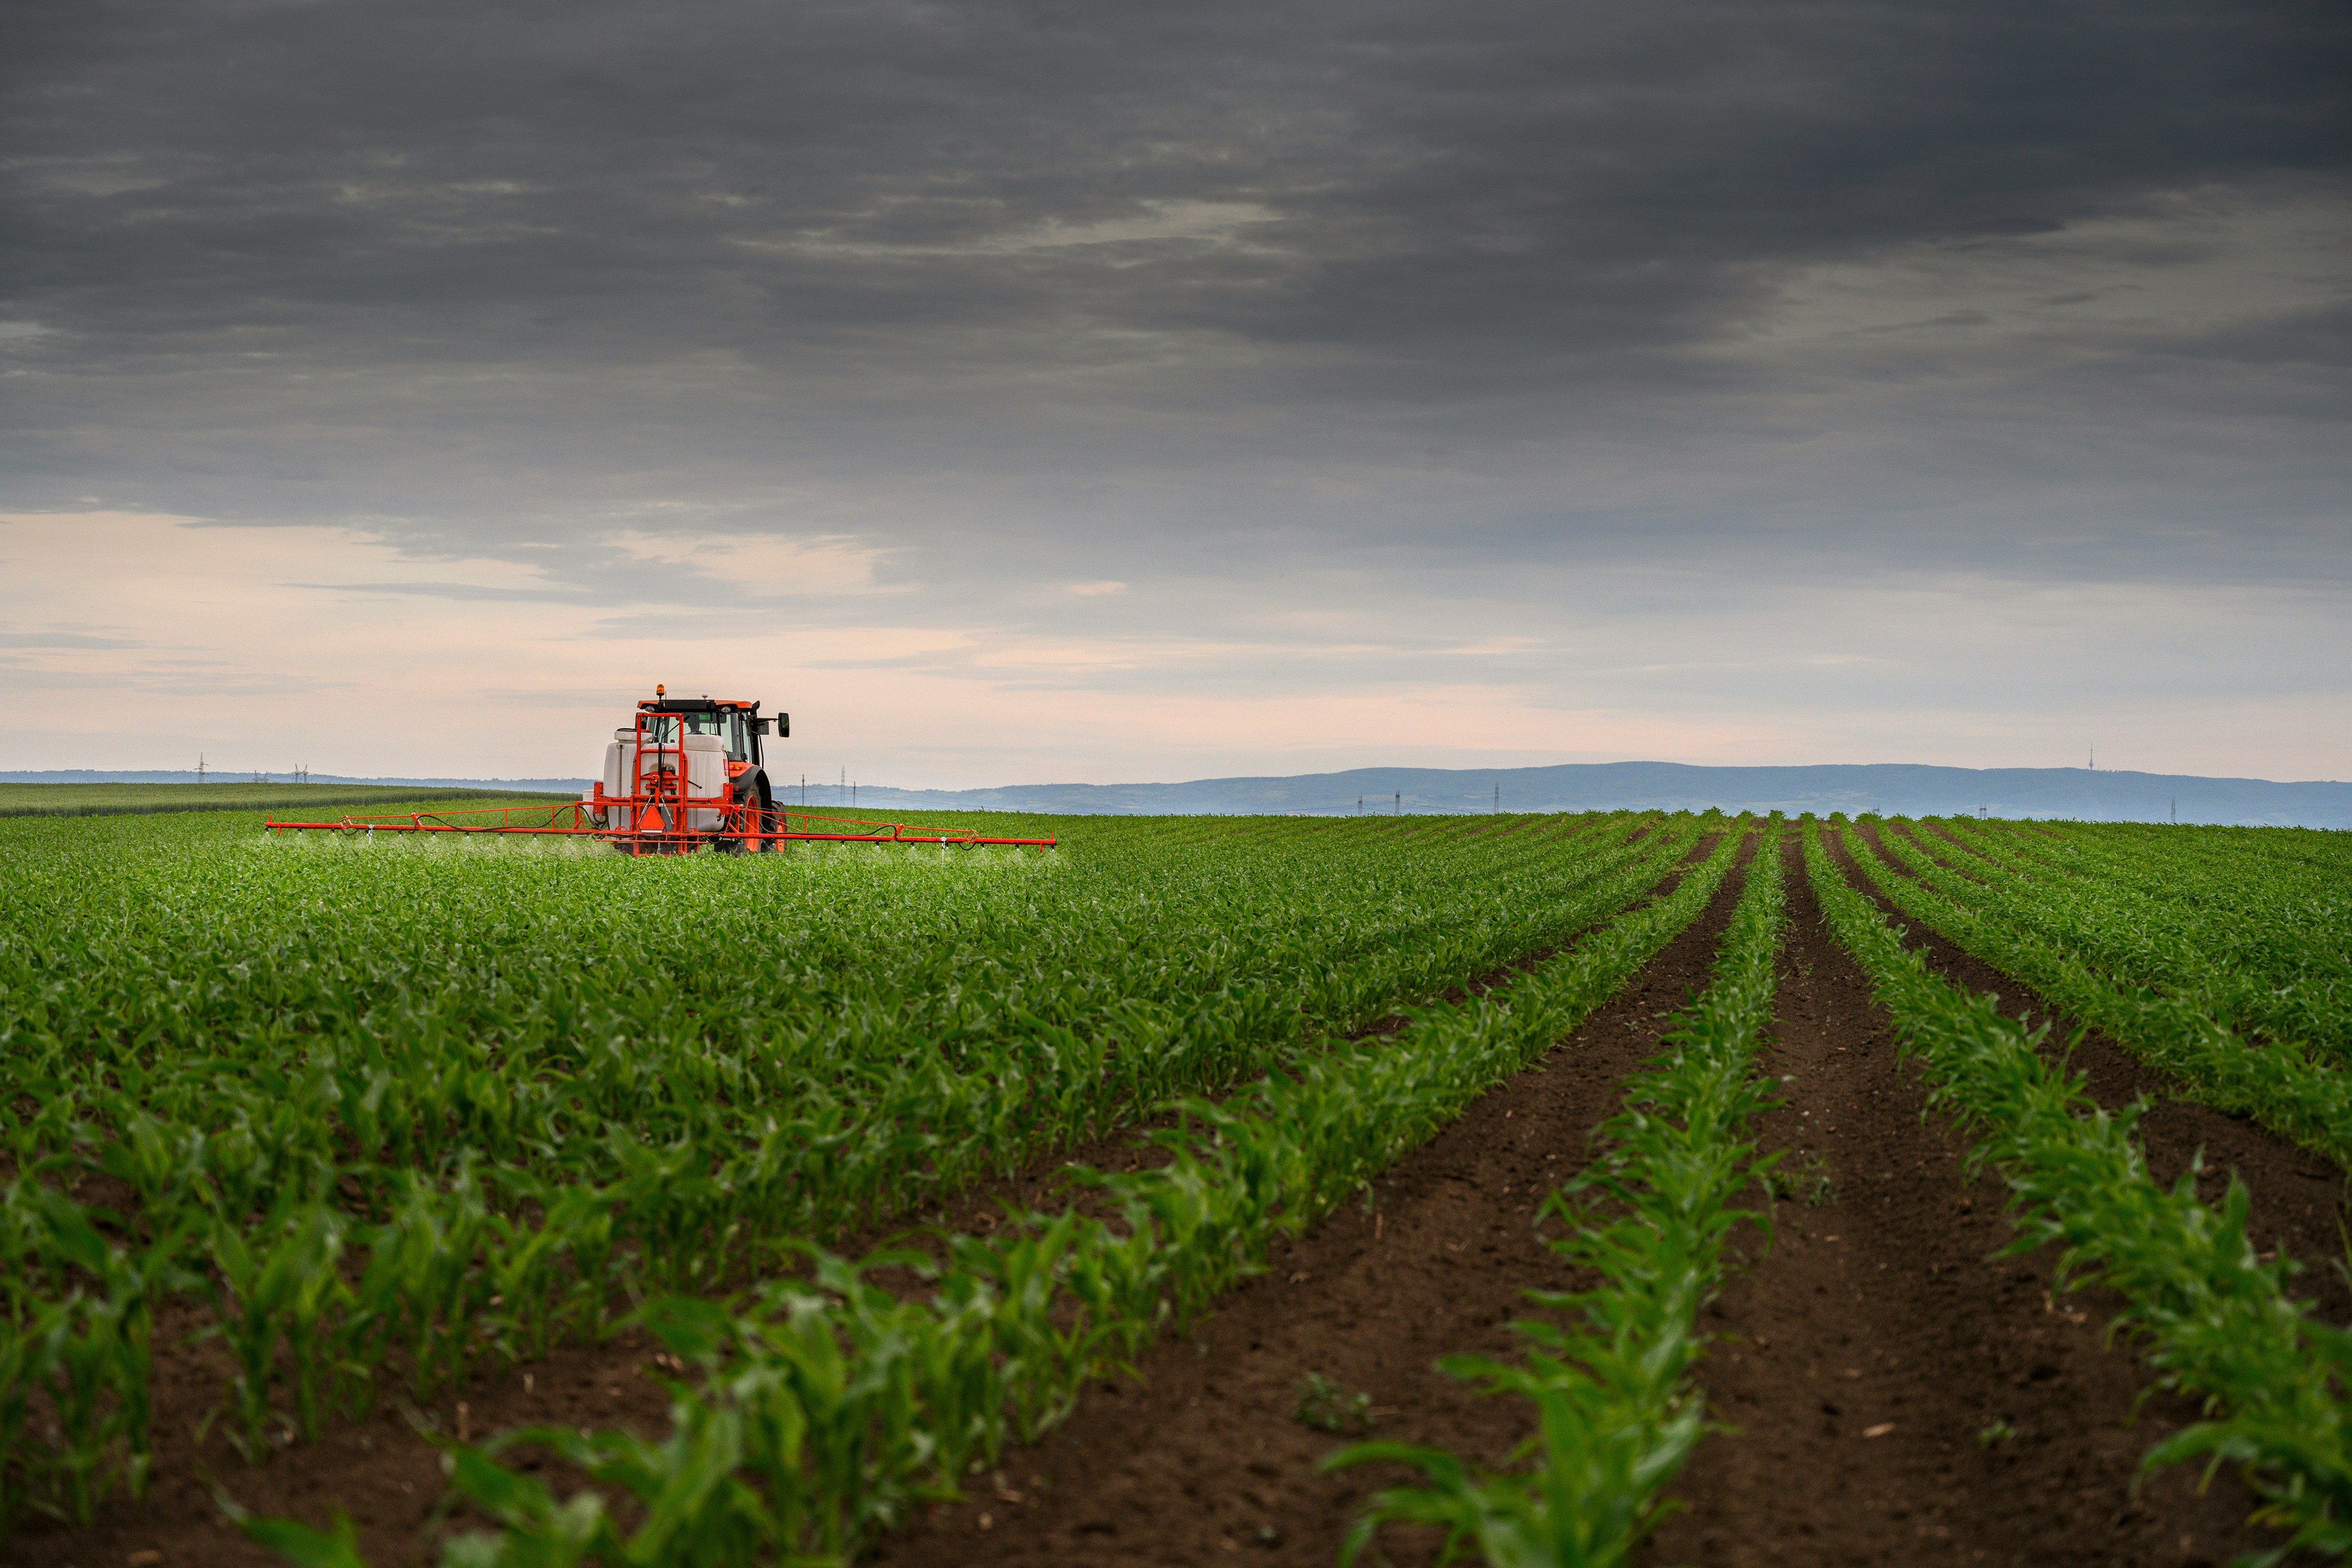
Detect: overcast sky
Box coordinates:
(5, 0, 2348, 786)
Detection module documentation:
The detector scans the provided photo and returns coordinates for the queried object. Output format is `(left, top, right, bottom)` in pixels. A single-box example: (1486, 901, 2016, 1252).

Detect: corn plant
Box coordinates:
(353, 1168, 493, 1400)
(945, 1212, 1124, 1445)
(0, 1318, 39, 1541)
(215, 1488, 373, 1568)
(203, 1200, 357, 1457)
(1848, 822, 2352, 1166)
(482, 1185, 619, 1366)
(440, 1401, 778, 1568)
(2, 1189, 190, 1527)
(31, 1294, 146, 1522)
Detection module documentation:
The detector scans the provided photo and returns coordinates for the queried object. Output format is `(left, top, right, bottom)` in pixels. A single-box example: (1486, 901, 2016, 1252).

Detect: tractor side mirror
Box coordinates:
(777, 713, 790, 739)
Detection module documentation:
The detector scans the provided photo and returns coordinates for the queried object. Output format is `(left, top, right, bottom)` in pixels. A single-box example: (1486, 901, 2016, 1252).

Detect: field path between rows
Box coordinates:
(866, 838, 1754, 1566)
(1647, 836, 2280, 1567)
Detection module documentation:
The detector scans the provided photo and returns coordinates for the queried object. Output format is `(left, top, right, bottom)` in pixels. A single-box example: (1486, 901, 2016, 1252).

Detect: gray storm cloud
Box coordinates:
(3, 0, 2348, 782)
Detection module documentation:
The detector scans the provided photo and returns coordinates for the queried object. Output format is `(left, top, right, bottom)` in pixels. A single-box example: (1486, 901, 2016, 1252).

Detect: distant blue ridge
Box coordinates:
(9, 762, 2345, 828)
(722, 761, 2352, 829)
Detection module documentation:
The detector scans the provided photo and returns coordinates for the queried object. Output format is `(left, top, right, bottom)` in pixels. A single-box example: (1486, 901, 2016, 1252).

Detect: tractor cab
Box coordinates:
(632, 695, 782, 770)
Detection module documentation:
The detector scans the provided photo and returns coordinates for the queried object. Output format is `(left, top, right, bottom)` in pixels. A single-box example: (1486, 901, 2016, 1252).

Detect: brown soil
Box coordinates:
(865, 836, 1757, 1567)
(1646, 836, 2281, 1568)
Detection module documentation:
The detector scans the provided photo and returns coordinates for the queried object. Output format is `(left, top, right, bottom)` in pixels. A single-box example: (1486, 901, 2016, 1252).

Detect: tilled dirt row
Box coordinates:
(1645, 837, 2280, 1567)
(868, 836, 1757, 1567)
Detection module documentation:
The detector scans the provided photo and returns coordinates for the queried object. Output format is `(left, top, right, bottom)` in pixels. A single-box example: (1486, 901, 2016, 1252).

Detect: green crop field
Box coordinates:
(4, 805, 2348, 1567)
(0, 782, 576, 819)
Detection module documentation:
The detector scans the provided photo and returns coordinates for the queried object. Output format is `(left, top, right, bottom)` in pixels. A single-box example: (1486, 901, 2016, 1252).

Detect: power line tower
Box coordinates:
(196, 752, 206, 785)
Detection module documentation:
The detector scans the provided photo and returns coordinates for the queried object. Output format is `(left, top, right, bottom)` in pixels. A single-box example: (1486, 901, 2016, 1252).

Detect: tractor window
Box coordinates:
(636, 713, 728, 745)
(726, 711, 751, 763)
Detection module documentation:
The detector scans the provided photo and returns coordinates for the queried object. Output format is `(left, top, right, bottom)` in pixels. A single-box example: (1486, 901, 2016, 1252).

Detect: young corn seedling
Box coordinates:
(889, 1271, 1015, 1486)
(31, 1294, 143, 1523)
(16, 1187, 188, 1520)
(355, 1168, 492, 1400)
(438, 1400, 776, 1568)
(1293, 1373, 1374, 1434)
(204, 1201, 353, 1458)
(946, 1211, 1117, 1445)
(215, 1486, 374, 1568)
(0, 1314, 43, 1542)
(480, 1186, 614, 1369)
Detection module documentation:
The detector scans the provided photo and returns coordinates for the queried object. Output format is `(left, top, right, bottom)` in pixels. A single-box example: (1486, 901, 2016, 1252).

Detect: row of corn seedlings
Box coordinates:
(1325, 816, 1788, 1567)
(1841, 822, 2352, 1168)
(222, 827, 1749, 1566)
(1905, 816, 2352, 1065)
(0, 809, 1697, 1536)
(1806, 820, 2352, 1560)
(1966, 816, 2352, 911)
(0, 1164, 634, 1529)
(6, 811, 1665, 1228)
(1928, 815, 2352, 1060)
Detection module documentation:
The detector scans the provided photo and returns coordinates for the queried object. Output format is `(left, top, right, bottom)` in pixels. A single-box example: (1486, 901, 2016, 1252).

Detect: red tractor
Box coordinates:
(266, 684, 1056, 853)
(586, 687, 785, 851)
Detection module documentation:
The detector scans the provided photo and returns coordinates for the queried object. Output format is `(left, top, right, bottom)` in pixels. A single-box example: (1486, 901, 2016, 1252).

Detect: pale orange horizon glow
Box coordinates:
(7, 509, 2346, 787)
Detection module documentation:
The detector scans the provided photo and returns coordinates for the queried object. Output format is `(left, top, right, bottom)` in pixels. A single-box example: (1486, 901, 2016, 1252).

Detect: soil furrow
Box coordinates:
(1841, 822, 2350, 1323)
(1648, 836, 2279, 1567)
(866, 838, 1754, 1566)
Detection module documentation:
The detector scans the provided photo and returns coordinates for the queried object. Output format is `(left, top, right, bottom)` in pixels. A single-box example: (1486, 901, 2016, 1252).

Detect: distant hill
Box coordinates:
(12, 763, 2346, 829)
(836, 762, 2352, 829)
